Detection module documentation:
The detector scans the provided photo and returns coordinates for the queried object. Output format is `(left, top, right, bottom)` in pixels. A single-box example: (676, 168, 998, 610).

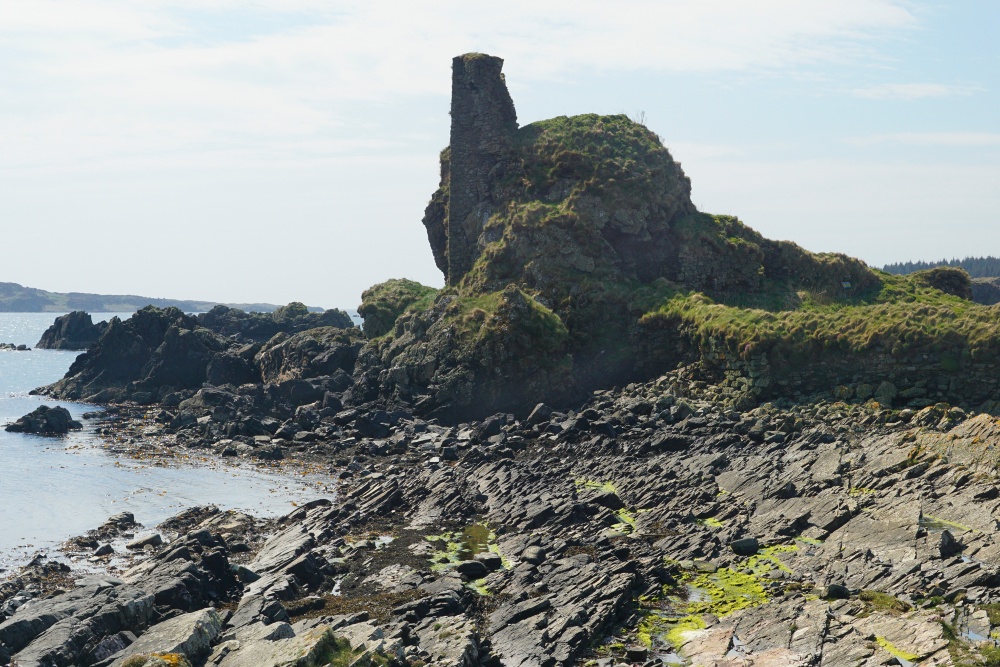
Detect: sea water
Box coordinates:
(0, 313, 330, 572)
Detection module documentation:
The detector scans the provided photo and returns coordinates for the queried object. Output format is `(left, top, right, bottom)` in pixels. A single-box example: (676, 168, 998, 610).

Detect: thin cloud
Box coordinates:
(851, 132, 1000, 147)
(0, 1, 918, 171)
(851, 82, 983, 100)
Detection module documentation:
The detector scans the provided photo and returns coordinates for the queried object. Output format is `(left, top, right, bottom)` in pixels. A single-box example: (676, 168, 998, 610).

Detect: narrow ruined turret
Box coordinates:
(445, 53, 518, 285)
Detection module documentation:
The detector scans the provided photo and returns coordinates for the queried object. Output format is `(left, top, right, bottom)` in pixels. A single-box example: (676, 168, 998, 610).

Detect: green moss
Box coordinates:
(641, 272, 1000, 365)
(747, 545, 797, 575)
(358, 278, 440, 339)
(920, 514, 973, 532)
(696, 517, 724, 528)
(612, 508, 638, 535)
(859, 590, 911, 614)
(425, 522, 508, 579)
(634, 546, 799, 653)
(682, 566, 771, 616)
(665, 615, 708, 648)
(794, 536, 824, 545)
(575, 479, 618, 493)
(466, 578, 492, 596)
(876, 636, 920, 662)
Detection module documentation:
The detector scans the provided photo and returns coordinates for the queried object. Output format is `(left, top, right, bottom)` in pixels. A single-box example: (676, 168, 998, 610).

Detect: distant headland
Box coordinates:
(0, 281, 322, 313)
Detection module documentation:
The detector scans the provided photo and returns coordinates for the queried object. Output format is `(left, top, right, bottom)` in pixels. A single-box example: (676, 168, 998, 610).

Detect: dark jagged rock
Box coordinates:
(197, 303, 353, 343)
(36, 311, 109, 350)
(41, 307, 227, 403)
(255, 327, 364, 385)
(5, 405, 81, 435)
(353, 285, 573, 420)
(12, 371, 1000, 666)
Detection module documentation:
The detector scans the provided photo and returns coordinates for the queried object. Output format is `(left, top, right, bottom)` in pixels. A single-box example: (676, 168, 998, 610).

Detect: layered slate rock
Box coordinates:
(5, 405, 81, 435)
(36, 311, 108, 350)
(107, 608, 222, 667)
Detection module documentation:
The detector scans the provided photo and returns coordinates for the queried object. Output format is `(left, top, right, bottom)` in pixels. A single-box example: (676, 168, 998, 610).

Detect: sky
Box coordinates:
(2, 1, 998, 309)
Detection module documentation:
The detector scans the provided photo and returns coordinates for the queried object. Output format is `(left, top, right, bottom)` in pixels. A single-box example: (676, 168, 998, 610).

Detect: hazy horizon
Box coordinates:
(4, 2, 998, 309)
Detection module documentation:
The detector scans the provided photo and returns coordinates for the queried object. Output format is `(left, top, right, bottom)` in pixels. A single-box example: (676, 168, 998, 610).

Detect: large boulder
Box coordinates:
(36, 311, 108, 350)
(5, 405, 81, 435)
(108, 608, 222, 667)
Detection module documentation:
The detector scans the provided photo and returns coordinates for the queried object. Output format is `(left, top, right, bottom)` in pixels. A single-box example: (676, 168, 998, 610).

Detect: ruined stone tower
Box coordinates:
(445, 53, 518, 285)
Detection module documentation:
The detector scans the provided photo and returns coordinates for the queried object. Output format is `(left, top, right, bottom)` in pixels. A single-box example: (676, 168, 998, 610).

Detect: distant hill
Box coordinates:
(0, 282, 320, 313)
(882, 256, 1000, 279)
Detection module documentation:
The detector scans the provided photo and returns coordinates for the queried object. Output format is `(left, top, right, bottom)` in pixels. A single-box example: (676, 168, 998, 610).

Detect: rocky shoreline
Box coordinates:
(5, 372, 1000, 666)
(6, 51, 1000, 666)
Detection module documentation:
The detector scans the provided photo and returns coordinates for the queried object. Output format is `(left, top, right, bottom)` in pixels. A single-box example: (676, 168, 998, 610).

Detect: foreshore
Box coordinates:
(3, 367, 999, 666)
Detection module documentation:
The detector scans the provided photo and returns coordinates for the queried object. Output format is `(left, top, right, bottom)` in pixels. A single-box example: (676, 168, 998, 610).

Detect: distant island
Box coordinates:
(0, 281, 322, 313)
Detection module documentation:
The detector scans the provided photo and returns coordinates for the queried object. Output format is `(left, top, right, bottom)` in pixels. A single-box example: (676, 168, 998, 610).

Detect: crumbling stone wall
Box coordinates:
(446, 53, 518, 285)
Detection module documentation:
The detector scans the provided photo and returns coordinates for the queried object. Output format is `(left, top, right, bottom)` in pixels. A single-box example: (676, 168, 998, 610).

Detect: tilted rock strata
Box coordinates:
(8, 376, 1000, 665)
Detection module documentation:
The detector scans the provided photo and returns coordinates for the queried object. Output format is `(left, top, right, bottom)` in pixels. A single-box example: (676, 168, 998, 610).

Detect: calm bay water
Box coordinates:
(0, 313, 331, 571)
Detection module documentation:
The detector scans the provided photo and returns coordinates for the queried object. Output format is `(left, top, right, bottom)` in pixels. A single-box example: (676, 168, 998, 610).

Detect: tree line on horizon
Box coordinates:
(882, 256, 1000, 279)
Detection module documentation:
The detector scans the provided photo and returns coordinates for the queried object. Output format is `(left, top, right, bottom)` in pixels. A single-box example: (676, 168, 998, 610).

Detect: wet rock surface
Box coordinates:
(4, 405, 81, 435)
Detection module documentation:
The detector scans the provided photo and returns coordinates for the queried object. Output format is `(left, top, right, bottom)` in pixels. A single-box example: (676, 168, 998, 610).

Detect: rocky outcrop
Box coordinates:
(5, 405, 81, 435)
(41, 307, 228, 403)
(255, 327, 363, 385)
(40, 304, 359, 407)
(357, 280, 439, 339)
(197, 303, 353, 343)
(363, 53, 885, 419)
(353, 285, 573, 420)
(911, 265, 973, 300)
(36, 311, 109, 350)
(973, 277, 1000, 305)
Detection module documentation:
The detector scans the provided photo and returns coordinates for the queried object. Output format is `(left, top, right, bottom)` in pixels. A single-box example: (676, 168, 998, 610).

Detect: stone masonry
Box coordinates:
(446, 53, 518, 285)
